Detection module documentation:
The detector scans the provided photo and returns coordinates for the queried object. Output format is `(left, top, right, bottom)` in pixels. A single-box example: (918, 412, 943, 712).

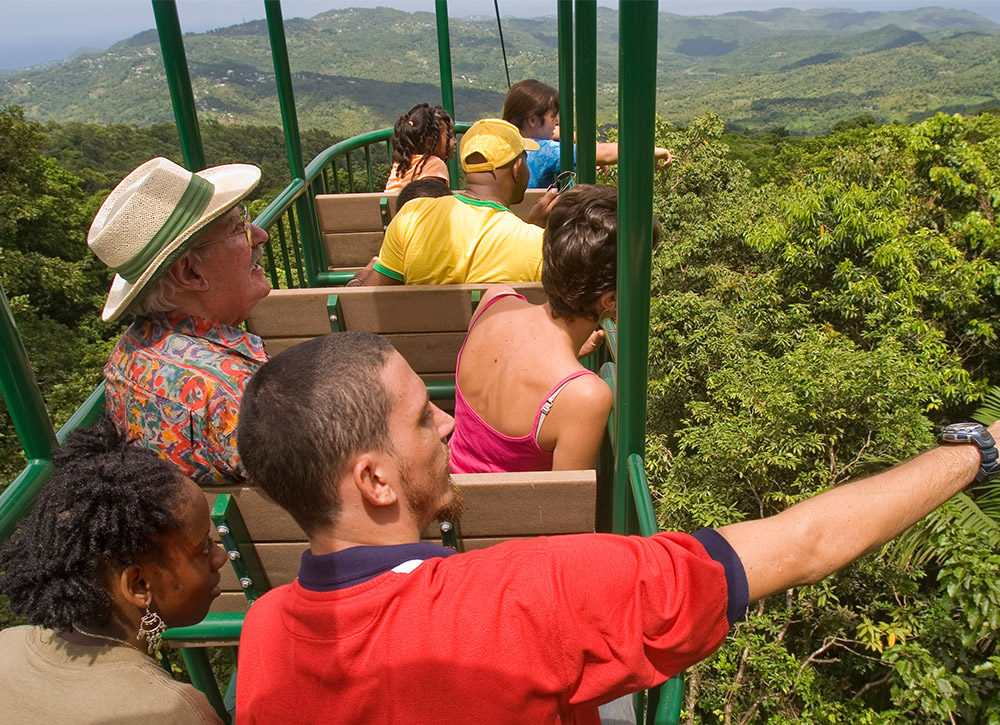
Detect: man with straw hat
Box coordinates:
(359, 118, 559, 286)
(88, 156, 271, 485)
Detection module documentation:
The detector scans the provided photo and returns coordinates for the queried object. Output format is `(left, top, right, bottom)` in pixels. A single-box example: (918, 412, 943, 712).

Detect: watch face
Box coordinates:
(941, 422, 986, 443)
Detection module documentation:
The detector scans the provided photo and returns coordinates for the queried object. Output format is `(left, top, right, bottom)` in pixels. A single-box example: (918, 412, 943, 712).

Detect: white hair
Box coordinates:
(129, 245, 211, 317)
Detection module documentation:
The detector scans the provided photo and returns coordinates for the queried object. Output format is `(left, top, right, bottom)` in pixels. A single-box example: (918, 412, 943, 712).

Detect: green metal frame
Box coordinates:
(212, 493, 271, 604)
(575, 0, 597, 184)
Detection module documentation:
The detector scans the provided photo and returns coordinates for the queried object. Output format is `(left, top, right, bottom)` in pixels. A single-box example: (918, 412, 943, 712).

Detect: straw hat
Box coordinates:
(88, 156, 261, 322)
(460, 118, 539, 173)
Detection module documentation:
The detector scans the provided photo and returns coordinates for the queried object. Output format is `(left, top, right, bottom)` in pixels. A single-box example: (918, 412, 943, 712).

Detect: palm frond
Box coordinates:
(888, 491, 1000, 567)
(972, 386, 1000, 426)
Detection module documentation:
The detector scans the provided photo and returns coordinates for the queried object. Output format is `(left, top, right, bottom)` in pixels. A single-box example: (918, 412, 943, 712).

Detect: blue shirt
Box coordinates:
(526, 138, 576, 188)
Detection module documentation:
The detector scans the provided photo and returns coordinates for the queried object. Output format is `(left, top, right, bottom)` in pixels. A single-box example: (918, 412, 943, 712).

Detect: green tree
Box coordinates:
(0, 105, 115, 484)
(645, 112, 1000, 722)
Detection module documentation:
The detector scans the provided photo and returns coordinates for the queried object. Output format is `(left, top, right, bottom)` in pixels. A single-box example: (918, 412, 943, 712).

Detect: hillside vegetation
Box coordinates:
(3, 103, 1000, 721)
(1, 6, 998, 136)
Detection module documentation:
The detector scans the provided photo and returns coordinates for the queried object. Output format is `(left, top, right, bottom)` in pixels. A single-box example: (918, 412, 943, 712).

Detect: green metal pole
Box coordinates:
(574, 0, 597, 184)
(556, 0, 574, 174)
(435, 0, 459, 188)
(264, 0, 324, 287)
(614, 0, 658, 536)
(151, 0, 206, 171)
(0, 282, 56, 465)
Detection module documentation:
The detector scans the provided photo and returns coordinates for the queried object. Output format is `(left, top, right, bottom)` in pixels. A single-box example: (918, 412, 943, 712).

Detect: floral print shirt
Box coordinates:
(104, 312, 268, 485)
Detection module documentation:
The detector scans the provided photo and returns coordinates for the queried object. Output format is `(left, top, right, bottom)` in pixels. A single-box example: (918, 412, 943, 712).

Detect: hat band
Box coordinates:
(115, 174, 215, 283)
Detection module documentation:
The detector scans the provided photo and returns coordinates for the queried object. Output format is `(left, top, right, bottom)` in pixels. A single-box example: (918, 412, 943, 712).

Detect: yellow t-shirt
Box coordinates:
(374, 195, 543, 285)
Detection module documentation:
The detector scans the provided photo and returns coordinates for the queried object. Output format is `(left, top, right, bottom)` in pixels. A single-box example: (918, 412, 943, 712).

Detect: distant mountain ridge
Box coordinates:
(2, 6, 998, 136)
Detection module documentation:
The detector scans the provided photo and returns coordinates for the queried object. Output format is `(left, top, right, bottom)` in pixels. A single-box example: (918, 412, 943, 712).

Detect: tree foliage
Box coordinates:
(646, 110, 1000, 721)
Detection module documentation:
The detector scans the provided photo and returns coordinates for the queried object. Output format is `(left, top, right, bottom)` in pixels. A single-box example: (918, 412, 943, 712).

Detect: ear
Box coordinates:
(352, 454, 399, 508)
(165, 252, 210, 292)
(598, 290, 617, 312)
(117, 564, 152, 610)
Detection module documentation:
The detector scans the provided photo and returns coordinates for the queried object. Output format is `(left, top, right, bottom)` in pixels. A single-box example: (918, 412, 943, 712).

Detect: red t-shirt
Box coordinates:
(236, 530, 747, 724)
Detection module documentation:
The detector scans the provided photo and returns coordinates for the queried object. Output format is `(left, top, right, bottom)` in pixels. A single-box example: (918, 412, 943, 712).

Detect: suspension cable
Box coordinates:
(494, 0, 511, 89)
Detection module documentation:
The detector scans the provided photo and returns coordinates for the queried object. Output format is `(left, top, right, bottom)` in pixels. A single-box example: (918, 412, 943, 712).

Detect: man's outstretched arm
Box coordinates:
(717, 421, 1000, 603)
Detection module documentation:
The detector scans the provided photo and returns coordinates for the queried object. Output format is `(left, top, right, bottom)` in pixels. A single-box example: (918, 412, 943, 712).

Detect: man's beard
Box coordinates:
(397, 454, 465, 528)
(435, 479, 466, 523)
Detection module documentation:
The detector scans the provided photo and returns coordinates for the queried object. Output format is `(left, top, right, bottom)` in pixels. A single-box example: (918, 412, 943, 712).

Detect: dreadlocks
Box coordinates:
(0, 417, 185, 631)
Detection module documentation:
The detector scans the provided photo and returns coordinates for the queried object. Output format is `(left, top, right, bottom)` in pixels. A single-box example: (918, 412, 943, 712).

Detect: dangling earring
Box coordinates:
(137, 603, 167, 655)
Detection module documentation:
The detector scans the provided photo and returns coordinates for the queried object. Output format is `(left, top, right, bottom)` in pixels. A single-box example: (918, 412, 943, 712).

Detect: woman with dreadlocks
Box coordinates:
(0, 417, 227, 724)
(384, 103, 456, 193)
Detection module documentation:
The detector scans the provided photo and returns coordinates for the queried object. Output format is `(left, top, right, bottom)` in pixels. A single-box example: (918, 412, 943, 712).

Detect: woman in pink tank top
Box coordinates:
(449, 185, 618, 473)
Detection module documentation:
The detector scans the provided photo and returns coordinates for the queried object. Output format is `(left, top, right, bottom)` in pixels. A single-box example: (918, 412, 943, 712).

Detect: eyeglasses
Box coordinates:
(197, 206, 253, 248)
(548, 170, 577, 195)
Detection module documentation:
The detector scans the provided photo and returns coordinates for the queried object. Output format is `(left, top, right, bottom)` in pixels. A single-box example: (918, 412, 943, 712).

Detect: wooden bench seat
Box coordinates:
(314, 189, 546, 274)
(208, 469, 596, 612)
(246, 283, 546, 384)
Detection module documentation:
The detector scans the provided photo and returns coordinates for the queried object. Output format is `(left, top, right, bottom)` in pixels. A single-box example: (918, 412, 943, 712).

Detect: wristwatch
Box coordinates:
(939, 422, 1000, 485)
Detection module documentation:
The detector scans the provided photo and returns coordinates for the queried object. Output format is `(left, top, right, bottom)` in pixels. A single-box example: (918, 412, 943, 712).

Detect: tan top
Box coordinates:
(0, 625, 222, 724)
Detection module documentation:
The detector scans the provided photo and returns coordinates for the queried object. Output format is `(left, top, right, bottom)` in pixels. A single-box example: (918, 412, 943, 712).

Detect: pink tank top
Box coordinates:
(448, 292, 598, 473)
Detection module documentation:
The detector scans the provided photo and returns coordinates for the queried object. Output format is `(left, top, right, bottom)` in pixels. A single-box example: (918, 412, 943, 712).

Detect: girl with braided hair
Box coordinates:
(0, 416, 227, 724)
(384, 103, 456, 193)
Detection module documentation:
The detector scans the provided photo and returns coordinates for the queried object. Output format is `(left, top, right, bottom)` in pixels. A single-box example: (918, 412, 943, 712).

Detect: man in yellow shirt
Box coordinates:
(364, 119, 559, 286)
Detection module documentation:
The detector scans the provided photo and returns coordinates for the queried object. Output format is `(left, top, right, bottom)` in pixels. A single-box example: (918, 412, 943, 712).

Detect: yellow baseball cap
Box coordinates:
(460, 118, 540, 172)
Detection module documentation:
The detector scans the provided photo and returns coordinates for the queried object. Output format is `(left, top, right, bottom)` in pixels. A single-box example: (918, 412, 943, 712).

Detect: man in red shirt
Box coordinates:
(235, 332, 999, 724)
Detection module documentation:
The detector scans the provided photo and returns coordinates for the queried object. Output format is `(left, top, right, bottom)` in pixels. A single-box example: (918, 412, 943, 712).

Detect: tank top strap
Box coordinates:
(532, 369, 600, 444)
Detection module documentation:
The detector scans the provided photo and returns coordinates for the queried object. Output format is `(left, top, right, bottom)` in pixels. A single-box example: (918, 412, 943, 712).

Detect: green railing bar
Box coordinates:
(614, 0, 658, 535)
(211, 493, 270, 603)
(163, 612, 246, 642)
(435, 0, 460, 187)
(346, 152, 356, 193)
(275, 219, 295, 288)
(0, 460, 52, 541)
(265, 0, 325, 286)
(574, 0, 597, 184)
(0, 383, 104, 540)
(426, 381, 455, 401)
(557, 0, 575, 174)
(625, 453, 657, 537)
(654, 673, 684, 725)
(0, 282, 56, 463)
(152, 1, 206, 171)
(315, 270, 355, 286)
(180, 647, 230, 723)
(364, 145, 375, 191)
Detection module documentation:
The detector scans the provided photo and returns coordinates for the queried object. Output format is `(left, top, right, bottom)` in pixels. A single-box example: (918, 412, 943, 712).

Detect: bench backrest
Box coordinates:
(246, 283, 546, 381)
(315, 189, 547, 271)
(209, 469, 596, 612)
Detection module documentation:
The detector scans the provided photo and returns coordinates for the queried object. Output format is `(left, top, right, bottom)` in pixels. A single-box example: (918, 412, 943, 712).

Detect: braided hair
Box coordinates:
(389, 103, 453, 182)
(0, 417, 185, 630)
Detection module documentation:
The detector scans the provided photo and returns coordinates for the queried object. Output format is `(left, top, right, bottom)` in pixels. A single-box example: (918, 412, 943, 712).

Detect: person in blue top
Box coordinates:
(502, 79, 674, 188)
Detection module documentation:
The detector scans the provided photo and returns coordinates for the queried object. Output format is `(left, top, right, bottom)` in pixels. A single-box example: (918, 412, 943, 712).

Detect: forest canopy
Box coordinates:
(2, 104, 1000, 720)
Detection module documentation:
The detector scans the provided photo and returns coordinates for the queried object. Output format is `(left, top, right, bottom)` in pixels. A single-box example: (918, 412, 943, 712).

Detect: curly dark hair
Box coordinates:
(0, 417, 185, 631)
(542, 185, 619, 321)
(389, 103, 453, 182)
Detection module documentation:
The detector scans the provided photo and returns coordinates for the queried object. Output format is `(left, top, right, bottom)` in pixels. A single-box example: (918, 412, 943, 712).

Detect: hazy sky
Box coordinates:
(2, 0, 999, 69)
